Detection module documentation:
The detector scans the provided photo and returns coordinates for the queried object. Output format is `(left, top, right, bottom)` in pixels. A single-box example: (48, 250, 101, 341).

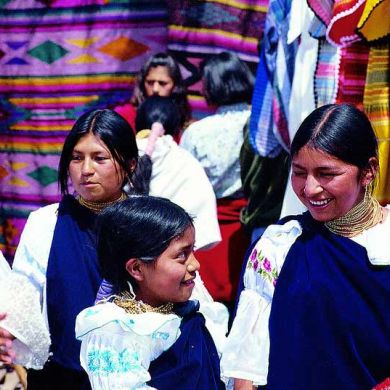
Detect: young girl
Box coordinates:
(75, 195, 225, 389)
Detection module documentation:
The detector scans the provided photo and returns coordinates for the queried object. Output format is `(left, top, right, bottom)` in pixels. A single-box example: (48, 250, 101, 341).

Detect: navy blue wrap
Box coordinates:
(267, 213, 390, 389)
(46, 195, 102, 371)
(148, 300, 225, 389)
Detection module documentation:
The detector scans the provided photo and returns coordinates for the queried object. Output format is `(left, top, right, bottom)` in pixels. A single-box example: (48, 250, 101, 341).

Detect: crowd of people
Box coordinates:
(0, 51, 389, 390)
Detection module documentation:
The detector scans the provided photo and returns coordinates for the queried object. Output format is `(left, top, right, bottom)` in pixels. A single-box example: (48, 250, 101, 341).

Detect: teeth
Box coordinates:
(309, 199, 330, 206)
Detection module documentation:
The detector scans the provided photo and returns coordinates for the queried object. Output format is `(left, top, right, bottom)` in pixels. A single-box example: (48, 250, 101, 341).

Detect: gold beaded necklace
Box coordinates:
(113, 292, 174, 315)
(324, 190, 383, 238)
(77, 192, 127, 213)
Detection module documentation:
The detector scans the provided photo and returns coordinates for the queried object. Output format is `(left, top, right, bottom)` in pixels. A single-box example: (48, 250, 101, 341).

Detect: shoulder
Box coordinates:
(76, 302, 182, 339)
(244, 218, 303, 295)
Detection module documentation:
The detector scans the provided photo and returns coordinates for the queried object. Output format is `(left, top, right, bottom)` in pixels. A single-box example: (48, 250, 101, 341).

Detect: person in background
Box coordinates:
(115, 52, 191, 134)
(221, 103, 390, 389)
(0, 109, 139, 390)
(134, 95, 221, 252)
(180, 51, 254, 308)
(76, 196, 225, 389)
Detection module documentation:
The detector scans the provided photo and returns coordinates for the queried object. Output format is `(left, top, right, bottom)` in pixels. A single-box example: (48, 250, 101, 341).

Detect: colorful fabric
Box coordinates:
(357, 0, 390, 42)
(326, 0, 366, 47)
(0, 2, 168, 261)
(249, 0, 298, 157)
(314, 39, 341, 107)
(336, 40, 370, 108)
(364, 42, 390, 204)
(166, 0, 268, 119)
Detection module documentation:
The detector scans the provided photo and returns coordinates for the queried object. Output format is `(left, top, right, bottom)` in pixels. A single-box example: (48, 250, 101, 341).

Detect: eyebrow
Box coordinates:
(292, 163, 339, 171)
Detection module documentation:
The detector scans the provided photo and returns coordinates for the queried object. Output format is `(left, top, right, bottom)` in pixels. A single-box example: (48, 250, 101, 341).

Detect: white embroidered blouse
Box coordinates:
(221, 207, 390, 387)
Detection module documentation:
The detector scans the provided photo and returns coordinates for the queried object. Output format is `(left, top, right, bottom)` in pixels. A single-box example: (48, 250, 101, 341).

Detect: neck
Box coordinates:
(324, 192, 383, 237)
(77, 192, 127, 213)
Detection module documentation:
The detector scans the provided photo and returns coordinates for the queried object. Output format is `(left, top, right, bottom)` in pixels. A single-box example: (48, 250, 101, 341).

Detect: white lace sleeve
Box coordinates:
(191, 271, 229, 356)
(221, 220, 302, 387)
(76, 303, 182, 390)
(0, 204, 58, 369)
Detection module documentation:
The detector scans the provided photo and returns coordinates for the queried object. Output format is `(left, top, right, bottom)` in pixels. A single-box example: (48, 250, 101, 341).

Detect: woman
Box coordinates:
(180, 51, 254, 305)
(0, 109, 139, 389)
(134, 95, 221, 251)
(115, 52, 191, 133)
(221, 103, 390, 389)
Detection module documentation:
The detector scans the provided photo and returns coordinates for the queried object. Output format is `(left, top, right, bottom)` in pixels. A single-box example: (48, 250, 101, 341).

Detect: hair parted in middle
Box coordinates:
(58, 108, 138, 196)
(200, 51, 255, 107)
(97, 195, 194, 292)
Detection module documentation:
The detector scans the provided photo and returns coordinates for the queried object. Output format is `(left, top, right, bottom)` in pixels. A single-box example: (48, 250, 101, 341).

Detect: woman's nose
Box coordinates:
(152, 82, 160, 94)
(304, 175, 322, 197)
(81, 159, 94, 175)
(187, 253, 200, 273)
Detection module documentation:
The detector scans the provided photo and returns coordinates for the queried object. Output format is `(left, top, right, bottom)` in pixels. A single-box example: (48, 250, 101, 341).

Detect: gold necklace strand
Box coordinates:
(324, 194, 383, 238)
(77, 192, 127, 213)
(113, 292, 174, 315)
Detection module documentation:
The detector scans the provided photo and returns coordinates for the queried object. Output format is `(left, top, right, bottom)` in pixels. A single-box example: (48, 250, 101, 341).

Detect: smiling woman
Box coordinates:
(0, 109, 139, 390)
(221, 103, 390, 389)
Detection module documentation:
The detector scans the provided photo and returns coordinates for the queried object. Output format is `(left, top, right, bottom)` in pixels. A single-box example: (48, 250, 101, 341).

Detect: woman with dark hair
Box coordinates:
(0, 109, 139, 389)
(115, 52, 191, 132)
(180, 51, 254, 307)
(133, 96, 221, 255)
(221, 103, 390, 389)
(76, 195, 225, 389)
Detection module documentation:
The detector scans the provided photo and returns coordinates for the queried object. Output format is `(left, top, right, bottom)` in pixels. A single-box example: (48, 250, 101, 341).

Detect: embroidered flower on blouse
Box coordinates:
(247, 248, 278, 286)
(87, 348, 141, 375)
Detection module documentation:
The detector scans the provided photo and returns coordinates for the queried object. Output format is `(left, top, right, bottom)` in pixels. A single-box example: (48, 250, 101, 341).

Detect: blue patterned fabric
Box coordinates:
(148, 301, 224, 390)
(47, 195, 101, 371)
(267, 213, 390, 389)
(249, 0, 297, 157)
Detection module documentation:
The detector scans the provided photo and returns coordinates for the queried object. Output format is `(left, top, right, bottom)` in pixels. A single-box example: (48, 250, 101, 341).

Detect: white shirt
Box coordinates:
(180, 104, 251, 199)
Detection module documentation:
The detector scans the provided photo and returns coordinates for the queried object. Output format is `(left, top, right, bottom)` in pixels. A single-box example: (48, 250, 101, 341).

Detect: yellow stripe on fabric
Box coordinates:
(364, 43, 390, 204)
(206, 0, 268, 12)
(168, 25, 258, 45)
(10, 124, 71, 131)
(357, 0, 390, 41)
(0, 143, 63, 153)
(9, 96, 99, 104)
(0, 74, 134, 86)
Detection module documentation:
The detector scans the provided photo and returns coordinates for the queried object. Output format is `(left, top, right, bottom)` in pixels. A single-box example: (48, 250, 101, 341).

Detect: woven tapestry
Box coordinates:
(0, 0, 168, 260)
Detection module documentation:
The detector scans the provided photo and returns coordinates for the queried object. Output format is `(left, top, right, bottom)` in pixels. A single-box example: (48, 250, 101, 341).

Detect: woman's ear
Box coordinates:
(361, 157, 379, 187)
(125, 258, 144, 282)
(129, 158, 137, 173)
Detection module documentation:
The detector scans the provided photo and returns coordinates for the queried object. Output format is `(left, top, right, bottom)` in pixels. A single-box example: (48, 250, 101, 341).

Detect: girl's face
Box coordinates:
(69, 132, 125, 202)
(144, 66, 174, 97)
(291, 145, 371, 222)
(135, 226, 200, 307)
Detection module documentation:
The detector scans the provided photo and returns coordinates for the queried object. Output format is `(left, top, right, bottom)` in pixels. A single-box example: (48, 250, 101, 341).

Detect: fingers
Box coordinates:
(0, 324, 16, 364)
(0, 312, 6, 321)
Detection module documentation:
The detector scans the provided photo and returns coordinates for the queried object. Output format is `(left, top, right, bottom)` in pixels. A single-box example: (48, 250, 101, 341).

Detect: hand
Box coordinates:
(234, 378, 257, 390)
(0, 313, 16, 364)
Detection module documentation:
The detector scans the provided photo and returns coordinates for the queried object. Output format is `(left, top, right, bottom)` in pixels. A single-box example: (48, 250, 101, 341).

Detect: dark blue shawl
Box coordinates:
(267, 213, 390, 389)
(46, 195, 101, 371)
(148, 301, 225, 390)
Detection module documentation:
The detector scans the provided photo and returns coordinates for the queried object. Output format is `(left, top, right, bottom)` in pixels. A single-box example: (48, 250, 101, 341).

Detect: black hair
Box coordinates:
(201, 51, 254, 106)
(290, 103, 378, 171)
(97, 195, 194, 292)
(135, 96, 181, 137)
(131, 52, 191, 128)
(58, 109, 139, 196)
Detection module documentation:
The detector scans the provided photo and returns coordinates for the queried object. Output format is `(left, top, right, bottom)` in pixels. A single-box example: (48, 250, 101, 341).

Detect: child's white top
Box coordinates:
(76, 302, 182, 390)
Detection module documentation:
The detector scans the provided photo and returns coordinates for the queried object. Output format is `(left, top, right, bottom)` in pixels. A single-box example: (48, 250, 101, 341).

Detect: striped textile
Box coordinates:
(314, 38, 341, 107)
(363, 42, 390, 204)
(336, 40, 370, 109)
(166, 0, 268, 119)
(357, 0, 390, 42)
(0, 2, 168, 260)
